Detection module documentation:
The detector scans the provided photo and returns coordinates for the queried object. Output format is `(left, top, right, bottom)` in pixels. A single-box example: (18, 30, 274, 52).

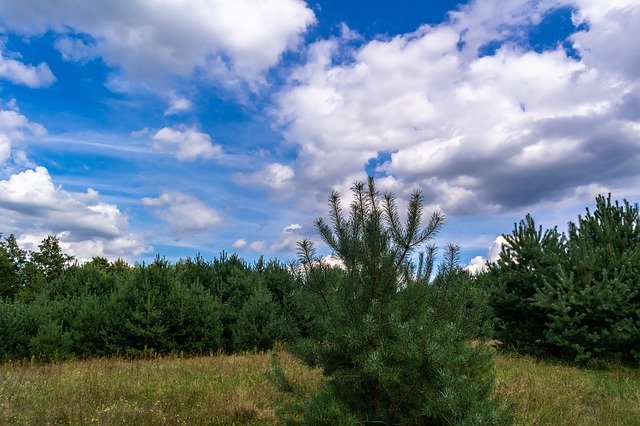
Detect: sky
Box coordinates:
(0, 0, 639, 268)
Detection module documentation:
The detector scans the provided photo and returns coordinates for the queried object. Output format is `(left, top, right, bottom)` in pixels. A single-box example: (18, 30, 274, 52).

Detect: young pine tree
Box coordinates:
(535, 195, 640, 363)
(485, 215, 567, 353)
(286, 178, 511, 424)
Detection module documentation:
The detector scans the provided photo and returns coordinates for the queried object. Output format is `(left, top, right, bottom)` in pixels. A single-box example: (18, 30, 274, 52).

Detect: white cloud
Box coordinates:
(571, 0, 640, 78)
(149, 127, 221, 161)
(11, 150, 36, 168)
(0, 108, 47, 139)
(248, 240, 266, 252)
(0, 134, 9, 164)
(465, 235, 507, 274)
(0, 166, 148, 261)
(487, 235, 507, 262)
(232, 239, 247, 249)
(0, 107, 47, 165)
(235, 162, 294, 190)
(466, 256, 488, 275)
(164, 95, 192, 116)
(0, 0, 315, 86)
(142, 191, 221, 235)
(271, 0, 640, 215)
(283, 223, 302, 233)
(321, 254, 345, 268)
(0, 50, 55, 88)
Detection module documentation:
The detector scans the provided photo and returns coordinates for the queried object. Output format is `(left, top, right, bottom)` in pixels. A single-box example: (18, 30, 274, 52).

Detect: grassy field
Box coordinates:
(0, 351, 638, 425)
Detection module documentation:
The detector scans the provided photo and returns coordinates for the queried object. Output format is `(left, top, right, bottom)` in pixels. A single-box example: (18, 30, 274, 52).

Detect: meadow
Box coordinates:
(1, 350, 638, 425)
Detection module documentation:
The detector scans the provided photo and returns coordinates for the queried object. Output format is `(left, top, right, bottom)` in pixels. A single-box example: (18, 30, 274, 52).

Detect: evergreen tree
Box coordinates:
(485, 215, 566, 353)
(0, 234, 26, 299)
(285, 178, 511, 424)
(535, 195, 640, 363)
(488, 195, 640, 363)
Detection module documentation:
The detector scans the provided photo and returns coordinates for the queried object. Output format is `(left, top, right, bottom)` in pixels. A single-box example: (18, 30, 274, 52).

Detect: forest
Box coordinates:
(1, 180, 639, 423)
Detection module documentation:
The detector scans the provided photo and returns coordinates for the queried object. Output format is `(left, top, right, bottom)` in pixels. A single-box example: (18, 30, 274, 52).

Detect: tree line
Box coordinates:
(0, 239, 307, 360)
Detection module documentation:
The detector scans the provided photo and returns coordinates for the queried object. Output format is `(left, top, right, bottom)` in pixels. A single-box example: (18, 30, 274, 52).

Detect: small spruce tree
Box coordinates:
(285, 178, 511, 424)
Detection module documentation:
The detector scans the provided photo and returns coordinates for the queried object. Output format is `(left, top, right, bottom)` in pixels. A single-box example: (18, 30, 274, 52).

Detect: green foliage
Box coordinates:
(28, 299, 74, 362)
(0, 300, 39, 360)
(485, 215, 566, 353)
(488, 195, 640, 363)
(232, 284, 286, 351)
(29, 235, 74, 283)
(287, 178, 511, 424)
(0, 234, 26, 300)
(0, 235, 302, 361)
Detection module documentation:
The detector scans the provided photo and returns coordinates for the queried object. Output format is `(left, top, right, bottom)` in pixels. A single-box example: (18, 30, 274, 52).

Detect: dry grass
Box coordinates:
(0, 351, 638, 425)
(494, 352, 640, 425)
(0, 351, 321, 425)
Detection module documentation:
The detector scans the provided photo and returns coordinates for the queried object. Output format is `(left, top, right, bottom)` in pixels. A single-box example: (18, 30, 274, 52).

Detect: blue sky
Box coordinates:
(0, 0, 639, 269)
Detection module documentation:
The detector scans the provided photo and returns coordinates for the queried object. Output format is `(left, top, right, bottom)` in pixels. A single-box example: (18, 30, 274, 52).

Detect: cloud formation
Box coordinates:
(272, 0, 640, 215)
(0, 50, 56, 88)
(0, 107, 47, 164)
(142, 191, 221, 235)
(234, 162, 295, 190)
(465, 235, 507, 274)
(0, 166, 147, 260)
(149, 127, 222, 161)
(232, 239, 247, 249)
(0, 0, 315, 85)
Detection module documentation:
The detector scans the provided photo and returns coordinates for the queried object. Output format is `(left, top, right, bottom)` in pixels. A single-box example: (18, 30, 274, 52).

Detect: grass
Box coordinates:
(0, 351, 321, 425)
(494, 352, 640, 425)
(0, 350, 638, 425)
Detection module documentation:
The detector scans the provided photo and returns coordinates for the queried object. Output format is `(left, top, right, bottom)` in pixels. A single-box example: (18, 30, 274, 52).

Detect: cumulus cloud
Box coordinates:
(0, 0, 315, 86)
(271, 0, 640, 215)
(142, 191, 221, 235)
(149, 127, 221, 161)
(248, 240, 266, 252)
(571, 0, 640, 79)
(234, 162, 295, 190)
(164, 95, 192, 116)
(0, 50, 55, 88)
(232, 239, 247, 249)
(231, 238, 267, 252)
(0, 107, 47, 164)
(0, 108, 47, 138)
(0, 166, 148, 261)
(465, 235, 507, 274)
